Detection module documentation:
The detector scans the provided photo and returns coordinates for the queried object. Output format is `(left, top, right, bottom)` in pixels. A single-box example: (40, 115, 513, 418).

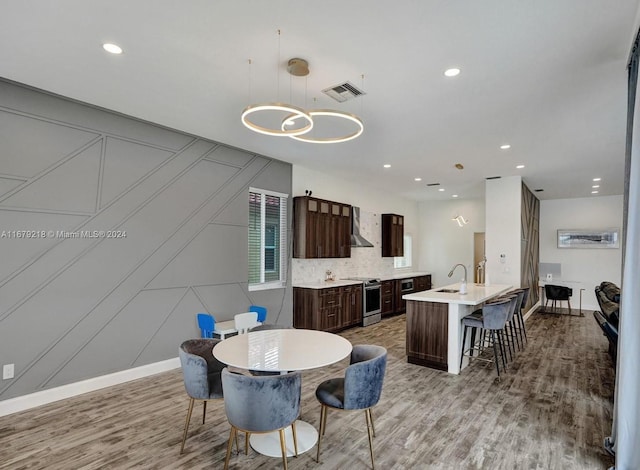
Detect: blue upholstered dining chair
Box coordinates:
(249, 305, 268, 323)
(178, 338, 226, 454)
(315, 344, 387, 469)
(221, 368, 302, 470)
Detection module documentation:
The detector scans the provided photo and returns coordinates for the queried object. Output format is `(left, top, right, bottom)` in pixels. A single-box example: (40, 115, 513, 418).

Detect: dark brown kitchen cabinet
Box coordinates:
(414, 275, 432, 292)
(380, 280, 395, 316)
(341, 284, 363, 328)
(294, 196, 351, 258)
(381, 213, 404, 257)
(395, 279, 406, 314)
(294, 284, 362, 332)
(406, 300, 448, 371)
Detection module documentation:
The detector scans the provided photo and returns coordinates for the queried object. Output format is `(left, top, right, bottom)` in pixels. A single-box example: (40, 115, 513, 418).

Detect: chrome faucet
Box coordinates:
(448, 263, 468, 294)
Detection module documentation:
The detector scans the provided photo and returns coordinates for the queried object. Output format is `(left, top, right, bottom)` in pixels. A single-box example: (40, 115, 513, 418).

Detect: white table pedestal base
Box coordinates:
(249, 420, 318, 457)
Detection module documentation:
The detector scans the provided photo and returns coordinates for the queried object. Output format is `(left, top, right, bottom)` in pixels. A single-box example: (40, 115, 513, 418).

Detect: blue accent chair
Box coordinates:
(196, 313, 215, 338)
(221, 368, 302, 469)
(178, 338, 225, 453)
(249, 305, 268, 323)
(315, 344, 387, 469)
(197, 312, 237, 339)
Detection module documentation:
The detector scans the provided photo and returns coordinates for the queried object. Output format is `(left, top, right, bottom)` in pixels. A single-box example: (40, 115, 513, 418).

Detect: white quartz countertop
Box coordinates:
(293, 279, 363, 289)
(403, 282, 512, 305)
(381, 271, 431, 281)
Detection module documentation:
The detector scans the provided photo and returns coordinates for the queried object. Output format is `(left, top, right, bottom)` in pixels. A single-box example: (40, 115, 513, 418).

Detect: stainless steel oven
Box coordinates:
(344, 277, 381, 326)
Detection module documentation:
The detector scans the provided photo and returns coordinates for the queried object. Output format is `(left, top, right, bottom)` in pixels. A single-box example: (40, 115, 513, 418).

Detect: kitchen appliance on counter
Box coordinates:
(343, 277, 381, 326)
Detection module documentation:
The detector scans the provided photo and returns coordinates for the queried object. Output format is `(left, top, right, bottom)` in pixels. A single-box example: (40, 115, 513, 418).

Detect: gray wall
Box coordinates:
(0, 79, 292, 400)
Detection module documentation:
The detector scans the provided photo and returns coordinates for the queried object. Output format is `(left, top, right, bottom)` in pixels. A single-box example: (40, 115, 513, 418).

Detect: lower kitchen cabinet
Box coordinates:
(406, 300, 448, 370)
(341, 285, 363, 328)
(294, 285, 363, 332)
(381, 280, 395, 316)
(414, 275, 432, 292)
(392, 275, 432, 315)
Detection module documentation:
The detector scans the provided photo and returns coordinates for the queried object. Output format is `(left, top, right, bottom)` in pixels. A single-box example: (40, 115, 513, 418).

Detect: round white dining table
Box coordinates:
(213, 328, 353, 457)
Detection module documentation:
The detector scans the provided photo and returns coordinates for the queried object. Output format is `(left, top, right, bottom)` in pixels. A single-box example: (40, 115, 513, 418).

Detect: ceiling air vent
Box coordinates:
(485, 176, 502, 180)
(426, 183, 441, 187)
(322, 81, 366, 103)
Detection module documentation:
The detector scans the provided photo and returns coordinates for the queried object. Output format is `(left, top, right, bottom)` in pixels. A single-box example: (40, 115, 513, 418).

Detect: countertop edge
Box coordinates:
(293, 280, 363, 289)
(402, 283, 512, 305)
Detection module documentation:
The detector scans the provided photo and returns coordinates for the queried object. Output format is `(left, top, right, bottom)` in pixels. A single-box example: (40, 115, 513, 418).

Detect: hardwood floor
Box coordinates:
(0, 310, 615, 469)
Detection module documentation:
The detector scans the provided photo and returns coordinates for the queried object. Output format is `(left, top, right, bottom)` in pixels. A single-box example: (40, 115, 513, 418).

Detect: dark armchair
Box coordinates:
(544, 284, 573, 312)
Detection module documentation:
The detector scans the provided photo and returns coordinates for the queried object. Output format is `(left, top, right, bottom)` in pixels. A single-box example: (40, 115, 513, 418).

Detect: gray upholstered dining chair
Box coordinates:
(178, 338, 226, 454)
(315, 344, 387, 469)
(221, 368, 302, 470)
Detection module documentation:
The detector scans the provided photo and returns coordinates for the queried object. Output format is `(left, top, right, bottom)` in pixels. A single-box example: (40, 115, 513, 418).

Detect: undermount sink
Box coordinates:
(437, 288, 460, 293)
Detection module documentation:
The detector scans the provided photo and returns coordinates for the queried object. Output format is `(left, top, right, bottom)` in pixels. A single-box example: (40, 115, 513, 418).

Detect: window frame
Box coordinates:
(248, 187, 288, 291)
(394, 233, 412, 269)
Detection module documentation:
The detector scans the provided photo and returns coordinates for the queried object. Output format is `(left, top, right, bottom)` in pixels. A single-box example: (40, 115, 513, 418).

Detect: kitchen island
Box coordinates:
(403, 282, 512, 374)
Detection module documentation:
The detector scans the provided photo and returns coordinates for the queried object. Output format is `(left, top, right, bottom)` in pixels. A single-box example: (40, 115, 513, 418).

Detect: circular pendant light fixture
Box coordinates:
(241, 103, 313, 136)
(281, 109, 363, 143)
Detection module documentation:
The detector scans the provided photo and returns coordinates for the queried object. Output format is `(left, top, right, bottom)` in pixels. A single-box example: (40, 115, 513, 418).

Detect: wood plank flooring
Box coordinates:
(0, 309, 615, 469)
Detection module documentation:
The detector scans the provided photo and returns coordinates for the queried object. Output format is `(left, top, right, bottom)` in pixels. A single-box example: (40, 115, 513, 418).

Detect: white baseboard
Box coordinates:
(523, 301, 539, 321)
(0, 357, 180, 417)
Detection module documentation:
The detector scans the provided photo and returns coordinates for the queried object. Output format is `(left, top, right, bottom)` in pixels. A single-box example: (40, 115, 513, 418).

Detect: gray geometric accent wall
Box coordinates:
(0, 79, 293, 400)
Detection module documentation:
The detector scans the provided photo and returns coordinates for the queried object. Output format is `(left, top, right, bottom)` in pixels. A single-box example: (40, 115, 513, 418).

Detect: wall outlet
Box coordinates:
(546, 273, 553, 281)
(3, 363, 14, 380)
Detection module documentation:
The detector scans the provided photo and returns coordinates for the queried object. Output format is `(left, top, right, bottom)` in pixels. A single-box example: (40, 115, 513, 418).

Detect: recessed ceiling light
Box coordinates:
(414, 177, 422, 182)
(452, 194, 458, 198)
(102, 43, 123, 54)
(592, 185, 600, 188)
(593, 177, 601, 182)
(500, 144, 511, 150)
(444, 68, 461, 77)
(516, 164, 525, 169)
(592, 190, 599, 194)
(438, 188, 445, 192)
(383, 164, 391, 168)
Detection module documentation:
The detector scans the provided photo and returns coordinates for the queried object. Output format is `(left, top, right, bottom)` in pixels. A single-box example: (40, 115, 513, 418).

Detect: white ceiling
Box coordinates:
(1, 1, 639, 201)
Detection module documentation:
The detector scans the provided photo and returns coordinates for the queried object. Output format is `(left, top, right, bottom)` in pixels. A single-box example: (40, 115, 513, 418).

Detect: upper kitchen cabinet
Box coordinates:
(381, 213, 404, 257)
(293, 196, 351, 258)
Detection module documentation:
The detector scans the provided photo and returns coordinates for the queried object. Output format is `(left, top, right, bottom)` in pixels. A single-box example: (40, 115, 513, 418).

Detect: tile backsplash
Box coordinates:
(292, 208, 398, 283)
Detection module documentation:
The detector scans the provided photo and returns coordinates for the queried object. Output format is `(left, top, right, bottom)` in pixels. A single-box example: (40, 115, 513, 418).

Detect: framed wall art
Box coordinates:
(557, 228, 620, 249)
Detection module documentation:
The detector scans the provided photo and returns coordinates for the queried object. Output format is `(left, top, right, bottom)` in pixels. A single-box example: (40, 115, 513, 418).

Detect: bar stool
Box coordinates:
(485, 294, 519, 361)
(512, 287, 530, 346)
(503, 290, 525, 354)
(460, 298, 512, 377)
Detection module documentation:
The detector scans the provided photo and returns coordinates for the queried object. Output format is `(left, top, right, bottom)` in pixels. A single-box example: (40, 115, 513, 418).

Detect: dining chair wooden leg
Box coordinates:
(279, 429, 288, 470)
(291, 422, 299, 457)
(365, 408, 376, 469)
(202, 400, 207, 424)
(224, 427, 236, 470)
(180, 398, 195, 454)
(317, 405, 326, 462)
(245, 432, 250, 455)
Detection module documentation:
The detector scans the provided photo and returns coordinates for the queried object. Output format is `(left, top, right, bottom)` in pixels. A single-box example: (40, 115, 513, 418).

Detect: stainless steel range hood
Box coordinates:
(351, 206, 374, 247)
